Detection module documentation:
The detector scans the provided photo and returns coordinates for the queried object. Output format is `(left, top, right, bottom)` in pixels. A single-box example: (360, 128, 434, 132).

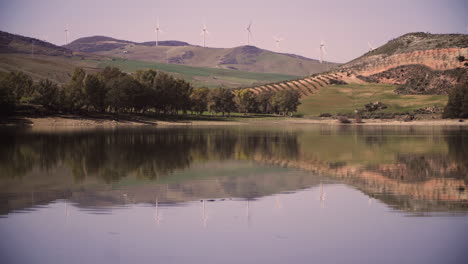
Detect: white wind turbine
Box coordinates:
(155, 19, 163, 46)
(319, 39, 326, 64)
(368, 41, 375, 52)
(246, 21, 253, 46)
(201, 22, 210, 48)
(64, 24, 70, 45)
(274, 36, 284, 51)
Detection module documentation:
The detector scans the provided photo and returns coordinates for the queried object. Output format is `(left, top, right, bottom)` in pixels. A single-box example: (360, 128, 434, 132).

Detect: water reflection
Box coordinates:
(0, 126, 467, 216)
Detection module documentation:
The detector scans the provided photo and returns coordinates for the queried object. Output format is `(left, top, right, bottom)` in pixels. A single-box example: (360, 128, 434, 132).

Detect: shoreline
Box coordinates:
(1, 115, 467, 129)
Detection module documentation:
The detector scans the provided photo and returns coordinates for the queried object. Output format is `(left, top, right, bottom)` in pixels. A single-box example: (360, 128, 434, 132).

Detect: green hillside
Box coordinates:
(66, 35, 339, 76)
(297, 84, 448, 116)
(98, 58, 299, 88)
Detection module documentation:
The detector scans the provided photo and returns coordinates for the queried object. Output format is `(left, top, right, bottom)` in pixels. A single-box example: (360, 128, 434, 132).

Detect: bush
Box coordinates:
(443, 81, 468, 118)
(338, 116, 351, 123)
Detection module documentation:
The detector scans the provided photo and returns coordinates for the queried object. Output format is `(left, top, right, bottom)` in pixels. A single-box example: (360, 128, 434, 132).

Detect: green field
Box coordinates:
(98, 58, 299, 88)
(297, 83, 448, 116)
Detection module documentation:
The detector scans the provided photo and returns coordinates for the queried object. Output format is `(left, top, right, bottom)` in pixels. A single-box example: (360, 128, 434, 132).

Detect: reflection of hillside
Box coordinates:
(0, 127, 467, 215)
(253, 130, 468, 213)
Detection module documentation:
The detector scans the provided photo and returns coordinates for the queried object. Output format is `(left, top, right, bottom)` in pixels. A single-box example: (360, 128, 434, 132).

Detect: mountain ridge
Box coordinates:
(64, 35, 337, 76)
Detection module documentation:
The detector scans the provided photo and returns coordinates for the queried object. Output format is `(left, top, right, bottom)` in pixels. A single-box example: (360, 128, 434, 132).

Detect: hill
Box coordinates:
(0, 30, 72, 56)
(0, 31, 298, 88)
(65, 36, 338, 76)
(246, 32, 468, 99)
(65, 35, 190, 53)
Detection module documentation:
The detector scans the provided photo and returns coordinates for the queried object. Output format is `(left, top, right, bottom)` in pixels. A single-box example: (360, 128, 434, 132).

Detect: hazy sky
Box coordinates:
(0, 0, 466, 62)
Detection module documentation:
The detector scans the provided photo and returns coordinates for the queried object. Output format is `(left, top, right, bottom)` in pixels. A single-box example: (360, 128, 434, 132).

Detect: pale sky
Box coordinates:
(0, 0, 466, 63)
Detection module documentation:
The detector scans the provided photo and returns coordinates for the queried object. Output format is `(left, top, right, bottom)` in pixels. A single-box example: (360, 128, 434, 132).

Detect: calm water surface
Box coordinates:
(0, 125, 467, 264)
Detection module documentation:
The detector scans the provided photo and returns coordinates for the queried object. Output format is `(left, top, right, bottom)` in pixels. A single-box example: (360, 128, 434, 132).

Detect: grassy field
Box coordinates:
(98, 58, 299, 88)
(297, 83, 448, 116)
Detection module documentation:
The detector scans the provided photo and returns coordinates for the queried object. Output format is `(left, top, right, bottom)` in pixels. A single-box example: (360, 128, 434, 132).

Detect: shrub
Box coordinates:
(443, 81, 468, 118)
(338, 116, 351, 123)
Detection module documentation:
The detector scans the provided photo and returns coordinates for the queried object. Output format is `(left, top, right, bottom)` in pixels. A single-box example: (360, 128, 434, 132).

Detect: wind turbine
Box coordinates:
(319, 40, 326, 64)
(155, 19, 163, 46)
(246, 21, 253, 46)
(274, 36, 283, 51)
(201, 22, 210, 48)
(64, 24, 70, 45)
(31, 40, 34, 57)
(368, 41, 375, 52)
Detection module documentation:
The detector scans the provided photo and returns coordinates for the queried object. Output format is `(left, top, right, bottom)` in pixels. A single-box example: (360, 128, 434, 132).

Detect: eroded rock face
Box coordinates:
(363, 65, 467, 95)
(343, 48, 468, 76)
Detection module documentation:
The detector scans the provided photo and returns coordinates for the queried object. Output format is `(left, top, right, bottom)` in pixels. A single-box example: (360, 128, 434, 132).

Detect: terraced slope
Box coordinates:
(245, 33, 468, 97)
(247, 71, 356, 96)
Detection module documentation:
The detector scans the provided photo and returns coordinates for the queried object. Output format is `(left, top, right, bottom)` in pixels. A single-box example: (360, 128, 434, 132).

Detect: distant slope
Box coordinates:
(341, 32, 468, 75)
(65, 36, 338, 76)
(0, 30, 72, 56)
(246, 32, 468, 97)
(65, 35, 190, 53)
(0, 31, 298, 88)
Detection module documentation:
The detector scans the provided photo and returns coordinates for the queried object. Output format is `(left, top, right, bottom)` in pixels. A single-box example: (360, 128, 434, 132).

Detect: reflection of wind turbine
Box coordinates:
(368, 41, 375, 52)
(201, 22, 210, 48)
(246, 21, 253, 45)
(155, 19, 163, 46)
(319, 40, 326, 64)
(64, 24, 70, 45)
(246, 200, 252, 227)
(154, 198, 162, 225)
(201, 199, 208, 228)
(319, 183, 326, 208)
(65, 199, 71, 224)
(275, 196, 283, 209)
(274, 36, 283, 52)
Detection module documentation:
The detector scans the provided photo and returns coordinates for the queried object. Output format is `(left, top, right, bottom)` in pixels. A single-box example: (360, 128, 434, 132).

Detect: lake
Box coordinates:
(0, 125, 467, 264)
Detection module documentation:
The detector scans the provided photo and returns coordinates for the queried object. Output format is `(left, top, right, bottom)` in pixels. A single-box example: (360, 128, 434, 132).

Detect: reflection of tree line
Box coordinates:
(0, 128, 300, 183)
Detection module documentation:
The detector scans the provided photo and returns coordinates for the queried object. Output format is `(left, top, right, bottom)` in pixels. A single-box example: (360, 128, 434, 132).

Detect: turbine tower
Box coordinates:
(155, 19, 162, 46)
(64, 25, 70, 45)
(201, 23, 209, 48)
(368, 41, 375, 52)
(319, 40, 326, 64)
(246, 21, 253, 46)
(274, 36, 283, 51)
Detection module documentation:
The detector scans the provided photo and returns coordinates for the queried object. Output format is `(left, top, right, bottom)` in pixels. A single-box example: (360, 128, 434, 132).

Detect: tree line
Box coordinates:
(0, 67, 301, 116)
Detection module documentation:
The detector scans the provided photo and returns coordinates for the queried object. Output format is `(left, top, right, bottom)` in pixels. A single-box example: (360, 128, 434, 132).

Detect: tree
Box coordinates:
(208, 87, 236, 116)
(443, 81, 468, 118)
(234, 89, 258, 114)
(84, 74, 107, 112)
(106, 75, 143, 112)
(134, 69, 158, 88)
(271, 90, 301, 116)
(0, 78, 15, 113)
(62, 68, 87, 112)
(256, 90, 274, 114)
(33, 79, 60, 110)
(100, 66, 126, 83)
(1, 71, 33, 103)
(190, 87, 209, 115)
